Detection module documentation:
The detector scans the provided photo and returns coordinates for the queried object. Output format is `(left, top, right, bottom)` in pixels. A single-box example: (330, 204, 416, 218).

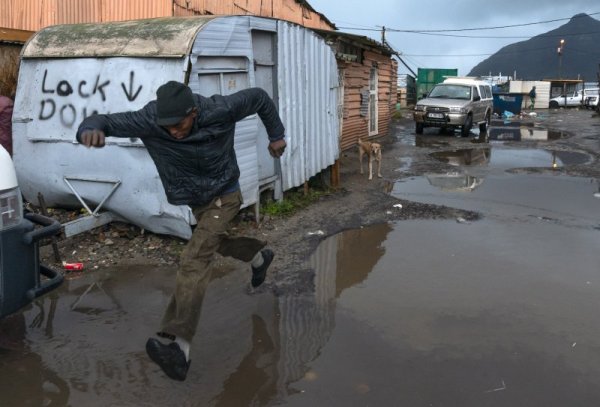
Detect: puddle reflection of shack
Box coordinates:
(276, 224, 392, 394)
(488, 122, 525, 141)
(426, 173, 484, 192)
(431, 148, 491, 167)
(13, 16, 340, 239)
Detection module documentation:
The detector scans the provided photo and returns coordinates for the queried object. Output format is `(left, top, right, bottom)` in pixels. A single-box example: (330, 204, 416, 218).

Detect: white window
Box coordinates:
(369, 67, 378, 135)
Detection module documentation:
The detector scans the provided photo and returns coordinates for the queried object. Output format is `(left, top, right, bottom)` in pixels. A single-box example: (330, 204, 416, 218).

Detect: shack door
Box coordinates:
(251, 30, 278, 183)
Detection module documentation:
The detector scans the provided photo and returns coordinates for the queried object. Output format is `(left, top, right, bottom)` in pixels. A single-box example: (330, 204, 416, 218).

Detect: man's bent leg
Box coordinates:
(214, 191, 274, 287)
(159, 194, 240, 342)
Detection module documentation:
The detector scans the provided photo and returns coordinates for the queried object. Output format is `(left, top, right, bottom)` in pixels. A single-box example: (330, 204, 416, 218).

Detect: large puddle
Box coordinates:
(284, 219, 600, 406)
(2, 214, 600, 405)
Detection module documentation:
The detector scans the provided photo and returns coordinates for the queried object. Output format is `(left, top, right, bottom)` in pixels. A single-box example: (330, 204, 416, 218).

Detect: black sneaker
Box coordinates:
(145, 338, 190, 381)
(251, 249, 274, 288)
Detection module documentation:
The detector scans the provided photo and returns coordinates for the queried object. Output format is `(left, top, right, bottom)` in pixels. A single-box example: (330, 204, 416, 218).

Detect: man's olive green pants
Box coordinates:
(159, 190, 266, 342)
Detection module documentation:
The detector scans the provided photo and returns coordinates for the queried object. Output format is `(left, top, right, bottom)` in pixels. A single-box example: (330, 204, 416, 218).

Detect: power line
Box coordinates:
(335, 11, 600, 34)
(392, 12, 600, 32)
(401, 30, 600, 39)
(402, 40, 600, 57)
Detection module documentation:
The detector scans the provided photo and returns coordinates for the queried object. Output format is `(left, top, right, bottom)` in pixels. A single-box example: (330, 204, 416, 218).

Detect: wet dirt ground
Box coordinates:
(1, 108, 599, 406)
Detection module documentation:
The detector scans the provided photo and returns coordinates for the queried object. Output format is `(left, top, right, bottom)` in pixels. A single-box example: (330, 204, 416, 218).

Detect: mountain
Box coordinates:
(468, 13, 600, 81)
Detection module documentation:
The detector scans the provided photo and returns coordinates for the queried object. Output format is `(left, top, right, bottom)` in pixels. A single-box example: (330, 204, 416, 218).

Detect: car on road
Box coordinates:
(549, 88, 599, 108)
(413, 77, 494, 137)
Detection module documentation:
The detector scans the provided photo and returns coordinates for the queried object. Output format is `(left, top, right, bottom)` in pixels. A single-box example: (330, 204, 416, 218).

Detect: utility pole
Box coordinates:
(379, 27, 417, 78)
(557, 39, 565, 79)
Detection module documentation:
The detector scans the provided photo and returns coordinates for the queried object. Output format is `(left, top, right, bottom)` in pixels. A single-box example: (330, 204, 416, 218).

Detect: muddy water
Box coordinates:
(0, 225, 390, 406)
(394, 173, 599, 229)
(2, 157, 599, 405)
(429, 148, 591, 168)
(2, 213, 599, 405)
(290, 218, 600, 406)
(488, 125, 567, 141)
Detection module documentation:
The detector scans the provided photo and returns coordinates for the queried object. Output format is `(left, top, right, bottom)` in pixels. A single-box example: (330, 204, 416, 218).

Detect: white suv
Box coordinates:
(413, 77, 494, 136)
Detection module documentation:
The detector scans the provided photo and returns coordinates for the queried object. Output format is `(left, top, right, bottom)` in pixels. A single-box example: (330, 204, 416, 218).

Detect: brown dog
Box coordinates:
(358, 137, 382, 180)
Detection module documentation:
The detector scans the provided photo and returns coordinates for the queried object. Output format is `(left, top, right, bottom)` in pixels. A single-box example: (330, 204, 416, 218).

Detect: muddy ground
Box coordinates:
(38, 107, 600, 293)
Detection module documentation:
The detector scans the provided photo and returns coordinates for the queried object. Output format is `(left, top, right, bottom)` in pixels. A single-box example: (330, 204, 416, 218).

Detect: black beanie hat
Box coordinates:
(156, 81, 195, 126)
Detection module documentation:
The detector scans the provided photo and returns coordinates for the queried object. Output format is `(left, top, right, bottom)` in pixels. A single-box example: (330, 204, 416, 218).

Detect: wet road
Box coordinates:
(1, 120, 600, 406)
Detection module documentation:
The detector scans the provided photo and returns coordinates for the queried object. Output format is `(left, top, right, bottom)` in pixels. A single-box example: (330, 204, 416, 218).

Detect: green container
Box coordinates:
(416, 68, 458, 99)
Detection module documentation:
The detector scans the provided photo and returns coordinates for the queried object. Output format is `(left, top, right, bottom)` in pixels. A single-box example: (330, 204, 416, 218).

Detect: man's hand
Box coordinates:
(79, 129, 106, 148)
(268, 138, 286, 158)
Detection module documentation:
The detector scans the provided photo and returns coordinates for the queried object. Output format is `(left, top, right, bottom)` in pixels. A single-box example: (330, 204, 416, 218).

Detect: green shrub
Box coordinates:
(262, 185, 330, 217)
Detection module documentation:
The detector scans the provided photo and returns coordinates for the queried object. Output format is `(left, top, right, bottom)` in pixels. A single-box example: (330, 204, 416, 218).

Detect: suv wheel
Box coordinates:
(461, 115, 472, 137)
(416, 122, 424, 134)
(479, 112, 490, 133)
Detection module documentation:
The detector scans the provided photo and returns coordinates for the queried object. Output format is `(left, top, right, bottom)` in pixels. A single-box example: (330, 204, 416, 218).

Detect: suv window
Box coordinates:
(479, 85, 489, 99)
(429, 84, 471, 100)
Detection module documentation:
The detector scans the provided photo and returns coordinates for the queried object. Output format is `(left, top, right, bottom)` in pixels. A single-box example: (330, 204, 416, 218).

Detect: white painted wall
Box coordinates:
(509, 80, 551, 109)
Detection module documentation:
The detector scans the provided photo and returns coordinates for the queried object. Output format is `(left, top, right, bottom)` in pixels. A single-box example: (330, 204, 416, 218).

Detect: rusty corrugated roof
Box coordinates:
(313, 28, 393, 56)
(298, 1, 336, 29)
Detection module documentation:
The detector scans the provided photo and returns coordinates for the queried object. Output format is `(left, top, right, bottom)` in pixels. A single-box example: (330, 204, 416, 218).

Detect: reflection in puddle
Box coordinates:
(393, 173, 599, 228)
(429, 148, 590, 169)
(0, 225, 394, 406)
(394, 156, 412, 173)
(3, 215, 600, 405)
(488, 126, 566, 141)
(430, 148, 491, 166)
(287, 219, 600, 406)
(426, 173, 484, 191)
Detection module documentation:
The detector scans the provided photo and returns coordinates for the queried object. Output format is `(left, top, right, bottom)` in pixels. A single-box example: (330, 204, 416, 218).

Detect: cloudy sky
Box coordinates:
(307, 0, 598, 76)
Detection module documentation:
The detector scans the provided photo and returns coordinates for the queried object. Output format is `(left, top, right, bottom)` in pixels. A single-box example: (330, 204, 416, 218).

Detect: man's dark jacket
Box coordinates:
(77, 88, 285, 206)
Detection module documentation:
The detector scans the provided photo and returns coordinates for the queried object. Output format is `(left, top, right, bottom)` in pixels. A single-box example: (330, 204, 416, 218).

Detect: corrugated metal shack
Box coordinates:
(314, 30, 398, 151)
(2, 0, 399, 153)
(13, 16, 339, 239)
(0, 0, 335, 31)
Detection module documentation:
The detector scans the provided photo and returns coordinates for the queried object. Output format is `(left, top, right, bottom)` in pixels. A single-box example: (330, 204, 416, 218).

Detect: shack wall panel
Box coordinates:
(340, 62, 368, 149)
(277, 20, 339, 190)
(2, 0, 335, 31)
(101, 0, 172, 21)
(1, 0, 44, 31)
(56, 0, 100, 24)
(190, 18, 253, 56)
(337, 51, 397, 150)
(189, 17, 259, 209)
